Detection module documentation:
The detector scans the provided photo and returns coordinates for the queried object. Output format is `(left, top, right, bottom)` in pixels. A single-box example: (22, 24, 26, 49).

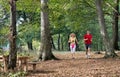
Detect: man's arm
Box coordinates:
(84, 38, 88, 41)
(84, 35, 88, 41)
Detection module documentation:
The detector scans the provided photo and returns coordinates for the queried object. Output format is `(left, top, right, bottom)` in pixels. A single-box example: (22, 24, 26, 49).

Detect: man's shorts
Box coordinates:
(85, 44, 91, 49)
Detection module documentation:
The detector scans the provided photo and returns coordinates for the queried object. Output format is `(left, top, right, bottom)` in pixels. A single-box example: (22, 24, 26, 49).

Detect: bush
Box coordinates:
(8, 71, 27, 77)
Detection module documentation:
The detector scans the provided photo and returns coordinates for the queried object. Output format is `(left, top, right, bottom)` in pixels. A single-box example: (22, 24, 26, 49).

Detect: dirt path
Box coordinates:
(27, 52, 120, 77)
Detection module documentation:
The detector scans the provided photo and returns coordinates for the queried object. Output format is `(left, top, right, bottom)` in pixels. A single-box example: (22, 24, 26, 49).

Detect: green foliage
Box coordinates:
(8, 71, 27, 77)
(3, 51, 9, 56)
(16, 0, 40, 13)
(0, 0, 10, 12)
(18, 22, 40, 45)
(17, 51, 30, 57)
(16, 0, 41, 45)
(0, 26, 9, 46)
(0, 0, 119, 51)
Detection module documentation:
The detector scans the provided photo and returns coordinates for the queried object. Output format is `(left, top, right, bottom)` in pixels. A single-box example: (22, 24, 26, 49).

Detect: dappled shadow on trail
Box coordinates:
(26, 52, 120, 77)
(59, 56, 105, 61)
(28, 70, 57, 74)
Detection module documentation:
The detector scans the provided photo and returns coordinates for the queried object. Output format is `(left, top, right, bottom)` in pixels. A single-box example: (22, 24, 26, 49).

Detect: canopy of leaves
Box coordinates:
(0, 0, 119, 50)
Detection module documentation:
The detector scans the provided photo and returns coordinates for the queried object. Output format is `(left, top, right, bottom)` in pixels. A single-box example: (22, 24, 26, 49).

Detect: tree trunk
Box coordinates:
(112, 0, 119, 50)
(8, 0, 17, 70)
(23, 12, 34, 50)
(58, 33, 60, 50)
(95, 0, 118, 58)
(23, 12, 27, 21)
(27, 41, 33, 50)
(68, 35, 70, 51)
(100, 40, 103, 51)
(38, 0, 57, 61)
(61, 37, 64, 50)
(51, 36, 56, 50)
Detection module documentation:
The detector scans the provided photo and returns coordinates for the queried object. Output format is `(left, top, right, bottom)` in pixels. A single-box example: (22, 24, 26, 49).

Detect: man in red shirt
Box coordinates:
(84, 31, 92, 58)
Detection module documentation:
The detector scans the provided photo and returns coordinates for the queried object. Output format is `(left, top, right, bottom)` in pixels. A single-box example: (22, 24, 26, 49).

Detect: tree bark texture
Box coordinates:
(39, 0, 57, 61)
(58, 33, 60, 50)
(61, 37, 64, 50)
(27, 41, 33, 50)
(95, 0, 118, 58)
(51, 36, 56, 50)
(8, 0, 17, 70)
(112, 0, 119, 50)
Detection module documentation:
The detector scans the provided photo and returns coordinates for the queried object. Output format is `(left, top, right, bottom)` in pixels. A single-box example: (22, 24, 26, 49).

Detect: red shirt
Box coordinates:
(84, 34, 92, 44)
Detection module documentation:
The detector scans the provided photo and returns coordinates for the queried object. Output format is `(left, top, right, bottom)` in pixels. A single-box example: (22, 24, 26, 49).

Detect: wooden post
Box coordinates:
(33, 63, 36, 72)
(23, 58, 28, 72)
(3, 55, 8, 72)
(18, 56, 28, 72)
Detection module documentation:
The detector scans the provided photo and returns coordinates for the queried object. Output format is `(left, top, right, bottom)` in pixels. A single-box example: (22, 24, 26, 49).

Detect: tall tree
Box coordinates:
(95, 0, 118, 58)
(112, 0, 119, 50)
(8, 0, 17, 69)
(38, 0, 57, 61)
(57, 33, 60, 50)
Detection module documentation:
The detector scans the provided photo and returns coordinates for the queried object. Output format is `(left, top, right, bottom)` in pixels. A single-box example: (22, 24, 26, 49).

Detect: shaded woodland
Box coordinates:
(0, 0, 120, 76)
